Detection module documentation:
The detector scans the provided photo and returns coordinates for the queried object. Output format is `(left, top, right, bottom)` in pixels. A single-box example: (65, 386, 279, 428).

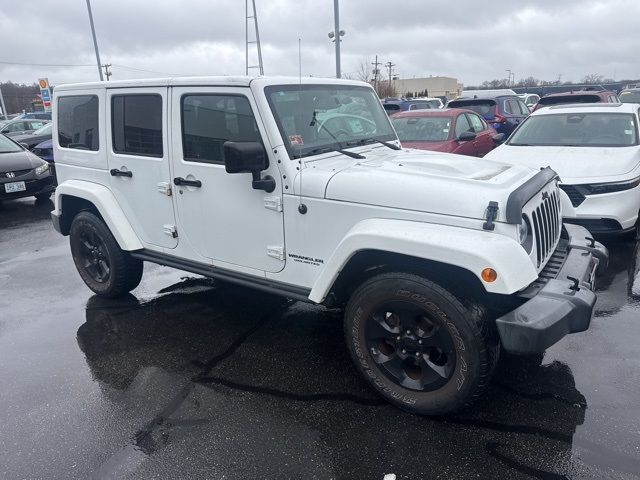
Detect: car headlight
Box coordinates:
(35, 162, 50, 175)
(518, 215, 533, 253)
(583, 176, 640, 195)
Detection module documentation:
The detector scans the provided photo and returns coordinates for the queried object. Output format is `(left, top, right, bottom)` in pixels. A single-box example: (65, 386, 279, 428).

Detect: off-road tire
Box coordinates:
(344, 272, 499, 415)
(70, 211, 143, 297)
(35, 193, 51, 201)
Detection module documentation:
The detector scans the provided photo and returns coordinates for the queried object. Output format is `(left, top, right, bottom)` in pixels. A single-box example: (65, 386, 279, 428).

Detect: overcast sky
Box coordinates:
(0, 0, 639, 87)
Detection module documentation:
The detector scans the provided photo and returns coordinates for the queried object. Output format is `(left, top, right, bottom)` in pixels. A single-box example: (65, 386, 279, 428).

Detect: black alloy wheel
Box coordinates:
(366, 301, 456, 392)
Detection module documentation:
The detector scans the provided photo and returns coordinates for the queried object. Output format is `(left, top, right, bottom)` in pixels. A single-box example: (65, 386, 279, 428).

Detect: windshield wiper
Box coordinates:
(348, 138, 401, 151)
(308, 110, 366, 159)
(308, 146, 365, 159)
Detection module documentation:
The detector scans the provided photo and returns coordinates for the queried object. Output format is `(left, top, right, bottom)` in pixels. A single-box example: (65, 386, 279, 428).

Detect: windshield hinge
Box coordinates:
(483, 201, 499, 231)
(264, 196, 283, 212)
(163, 224, 178, 238)
(267, 245, 285, 261)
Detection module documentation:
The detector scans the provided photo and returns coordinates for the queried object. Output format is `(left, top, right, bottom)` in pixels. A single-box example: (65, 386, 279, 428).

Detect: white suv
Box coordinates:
(486, 103, 640, 237)
(51, 76, 607, 415)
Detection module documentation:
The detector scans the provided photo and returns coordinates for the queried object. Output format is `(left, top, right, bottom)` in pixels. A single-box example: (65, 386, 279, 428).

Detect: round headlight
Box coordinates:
(518, 215, 533, 253)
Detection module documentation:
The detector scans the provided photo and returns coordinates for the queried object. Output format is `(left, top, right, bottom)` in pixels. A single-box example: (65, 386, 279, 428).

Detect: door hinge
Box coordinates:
(163, 224, 178, 238)
(157, 182, 172, 196)
(267, 245, 285, 261)
(264, 196, 283, 212)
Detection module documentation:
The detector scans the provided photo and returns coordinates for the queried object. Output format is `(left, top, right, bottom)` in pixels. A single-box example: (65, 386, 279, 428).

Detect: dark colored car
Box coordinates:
(0, 119, 50, 137)
(0, 133, 56, 202)
(11, 123, 53, 150)
(447, 95, 529, 136)
(391, 108, 498, 157)
(619, 88, 640, 104)
(533, 90, 619, 111)
(32, 138, 54, 163)
(382, 98, 433, 116)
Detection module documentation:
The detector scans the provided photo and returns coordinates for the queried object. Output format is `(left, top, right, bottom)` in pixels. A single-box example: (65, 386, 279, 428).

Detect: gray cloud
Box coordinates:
(0, 0, 638, 86)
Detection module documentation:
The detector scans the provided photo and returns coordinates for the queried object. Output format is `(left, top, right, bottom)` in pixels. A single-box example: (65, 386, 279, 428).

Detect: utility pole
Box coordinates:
(85, 0, 104, 81)
(386, 61, 395, 90)
(371, 55, 381, 93)
(245, 0, 264, 75)
(102, 64, 112, 81)
(333, 0, 341, 78)
(0, 87, 7, 120)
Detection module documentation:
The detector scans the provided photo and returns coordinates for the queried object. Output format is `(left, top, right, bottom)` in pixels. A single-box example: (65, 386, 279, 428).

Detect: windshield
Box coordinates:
(620, 91, 640, 104)
(538, 94, 600, 106)
(32, 123, 52, 135)
(0, 134, 23, 153)
(265, 84, 396, 158)
(392, 116, 452, 142)
(424, 100, 442, 109)
(508, 113, 638, 147)
(448, 100, 496, 120)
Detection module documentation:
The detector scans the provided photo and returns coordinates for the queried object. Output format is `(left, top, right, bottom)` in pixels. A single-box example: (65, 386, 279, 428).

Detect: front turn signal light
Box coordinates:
(481, 268, 498, 283)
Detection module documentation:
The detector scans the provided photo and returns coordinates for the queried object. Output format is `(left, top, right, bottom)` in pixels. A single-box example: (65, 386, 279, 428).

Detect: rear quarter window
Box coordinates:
(58, 95, 99, 151)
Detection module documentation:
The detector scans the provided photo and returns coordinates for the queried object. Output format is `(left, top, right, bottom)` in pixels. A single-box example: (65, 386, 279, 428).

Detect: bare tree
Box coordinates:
(516, 76, 539, 87)
(354, 57, 372, 83)
(582, 74, 604, 85)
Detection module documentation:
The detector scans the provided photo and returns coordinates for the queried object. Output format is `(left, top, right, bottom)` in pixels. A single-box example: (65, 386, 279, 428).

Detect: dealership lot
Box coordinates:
(0, 197, 638, 479)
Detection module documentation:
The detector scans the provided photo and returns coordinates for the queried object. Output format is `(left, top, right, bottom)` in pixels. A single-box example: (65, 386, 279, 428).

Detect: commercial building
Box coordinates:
(392, 76, 462, 100)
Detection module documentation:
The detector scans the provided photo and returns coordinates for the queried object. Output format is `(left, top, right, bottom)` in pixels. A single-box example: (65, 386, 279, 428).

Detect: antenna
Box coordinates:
(245, 0, 264, 75)
(296, 38, 306, 214)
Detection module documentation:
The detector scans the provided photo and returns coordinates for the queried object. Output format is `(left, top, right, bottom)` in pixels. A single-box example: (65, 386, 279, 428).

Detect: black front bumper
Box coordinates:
(0, 174, 56, 201)
(496, 224, 609, 355)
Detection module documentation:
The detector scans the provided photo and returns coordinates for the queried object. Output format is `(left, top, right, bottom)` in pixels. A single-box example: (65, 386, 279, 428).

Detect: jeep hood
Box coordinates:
(485, 144, 640, 182)
(301, 147, 540, 222)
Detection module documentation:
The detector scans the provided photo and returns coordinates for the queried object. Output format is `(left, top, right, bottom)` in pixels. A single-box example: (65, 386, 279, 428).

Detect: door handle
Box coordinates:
(173, 177, 202, 188)
(110, 168, 133, 178)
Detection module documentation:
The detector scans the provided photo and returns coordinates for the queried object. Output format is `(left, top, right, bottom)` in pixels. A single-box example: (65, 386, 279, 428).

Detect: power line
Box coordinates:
(0, 60, 94, 67)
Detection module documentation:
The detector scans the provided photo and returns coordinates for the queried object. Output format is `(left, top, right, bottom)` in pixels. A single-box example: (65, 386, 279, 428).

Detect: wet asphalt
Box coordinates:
(0, 197, 639, 480)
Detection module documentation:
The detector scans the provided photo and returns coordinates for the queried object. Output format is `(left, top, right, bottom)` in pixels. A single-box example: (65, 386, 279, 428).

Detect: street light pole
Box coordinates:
(333, 0, 341, 78)
(505, 69, 512, 87)
(85, 0, 104, 81)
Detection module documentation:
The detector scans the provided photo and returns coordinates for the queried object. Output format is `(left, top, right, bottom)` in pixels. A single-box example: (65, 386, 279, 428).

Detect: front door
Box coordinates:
(106, 87, 177, 249)
(170, 87, 285, 273)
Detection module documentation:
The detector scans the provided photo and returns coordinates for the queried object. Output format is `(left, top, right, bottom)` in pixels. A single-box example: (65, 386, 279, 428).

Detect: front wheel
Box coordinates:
(69, 211, 143, 297)
(344, 272, 499, 415)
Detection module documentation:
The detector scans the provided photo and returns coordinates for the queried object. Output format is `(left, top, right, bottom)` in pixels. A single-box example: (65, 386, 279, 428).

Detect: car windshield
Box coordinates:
(620, 91, 640, 103)
(265, 84, 396, 158)
(538, 94, 600, 106)
(392, 116, 452, 142)
(508, 113, 638, 147)
(0, 134, 22, 153)
(32, 123, 52, 135)
(424, 100, 442, 109)
(448, 100, 496, 120)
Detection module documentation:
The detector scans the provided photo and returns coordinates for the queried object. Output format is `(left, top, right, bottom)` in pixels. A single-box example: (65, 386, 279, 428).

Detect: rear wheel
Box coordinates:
(344, 272, 499, 415)
(69, 211, 143, 297)
(35, 193, 51, 201)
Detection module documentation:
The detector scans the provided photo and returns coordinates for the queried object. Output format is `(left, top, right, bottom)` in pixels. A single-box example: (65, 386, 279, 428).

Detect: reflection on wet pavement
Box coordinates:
(1, 198, 640, 479)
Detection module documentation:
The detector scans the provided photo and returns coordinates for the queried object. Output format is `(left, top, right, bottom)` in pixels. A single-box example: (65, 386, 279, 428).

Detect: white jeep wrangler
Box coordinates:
(51, 77, 608, 415)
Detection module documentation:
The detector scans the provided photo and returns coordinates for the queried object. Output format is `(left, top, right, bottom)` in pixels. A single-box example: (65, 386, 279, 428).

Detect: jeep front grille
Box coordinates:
(530, 189, 562, 268)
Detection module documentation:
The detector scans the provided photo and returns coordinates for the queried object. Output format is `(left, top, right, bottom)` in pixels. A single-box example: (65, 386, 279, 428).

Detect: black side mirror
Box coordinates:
(458, 131, 476, 142)
(492, 133, 506, 145)
(223, 141, 275, 193)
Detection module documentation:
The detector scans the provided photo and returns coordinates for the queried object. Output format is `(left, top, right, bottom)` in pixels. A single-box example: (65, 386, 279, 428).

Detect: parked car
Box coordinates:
(391, 108, 497, 156)
(486, 103, 640, 236)
(533, 90, 619, 112)
(413, 97, 445, 109)
(447, 95, 529, 137)
(619, 88, 640, 104)
(19, 112, 52, 120)
(518, 93, 540, 111)
(51, 76, 606, 416)
(0, 133, 56, 202)
(382, 98, 433, 115)
(32, 138, 54, 163)
(11, 123, 53, 150)
(0, 118, 50, 137)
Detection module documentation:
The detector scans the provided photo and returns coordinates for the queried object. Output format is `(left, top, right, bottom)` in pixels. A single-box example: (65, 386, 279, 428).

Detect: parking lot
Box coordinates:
(0, 197, 638, 479)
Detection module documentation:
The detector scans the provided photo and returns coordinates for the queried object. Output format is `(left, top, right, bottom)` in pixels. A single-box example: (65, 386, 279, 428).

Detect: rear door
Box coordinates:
(106, 87, 177, 249)
(501, 97, 528, 135)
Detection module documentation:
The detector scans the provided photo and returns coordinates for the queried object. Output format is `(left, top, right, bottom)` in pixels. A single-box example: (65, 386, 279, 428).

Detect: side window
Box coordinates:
(455, 114, 472, 137)
(467, 113, 485, 132)
(181, 94, 261, 164)
(7, 122, 26, 132)
(29, 121, 45, 129)
(503, 99, 516, 114)
(58, 95, 99, 151)
(112, 94, 163, 157)
(517, 100, 530, 114)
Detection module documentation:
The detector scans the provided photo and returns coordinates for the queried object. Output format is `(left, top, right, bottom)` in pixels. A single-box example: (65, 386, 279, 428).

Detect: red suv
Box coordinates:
(391, 108, 498, 157)
(533, 89, 619, 111)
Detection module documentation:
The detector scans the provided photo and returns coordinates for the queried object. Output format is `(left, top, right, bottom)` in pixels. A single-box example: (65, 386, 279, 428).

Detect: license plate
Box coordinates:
(4, 181, 26, 193)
